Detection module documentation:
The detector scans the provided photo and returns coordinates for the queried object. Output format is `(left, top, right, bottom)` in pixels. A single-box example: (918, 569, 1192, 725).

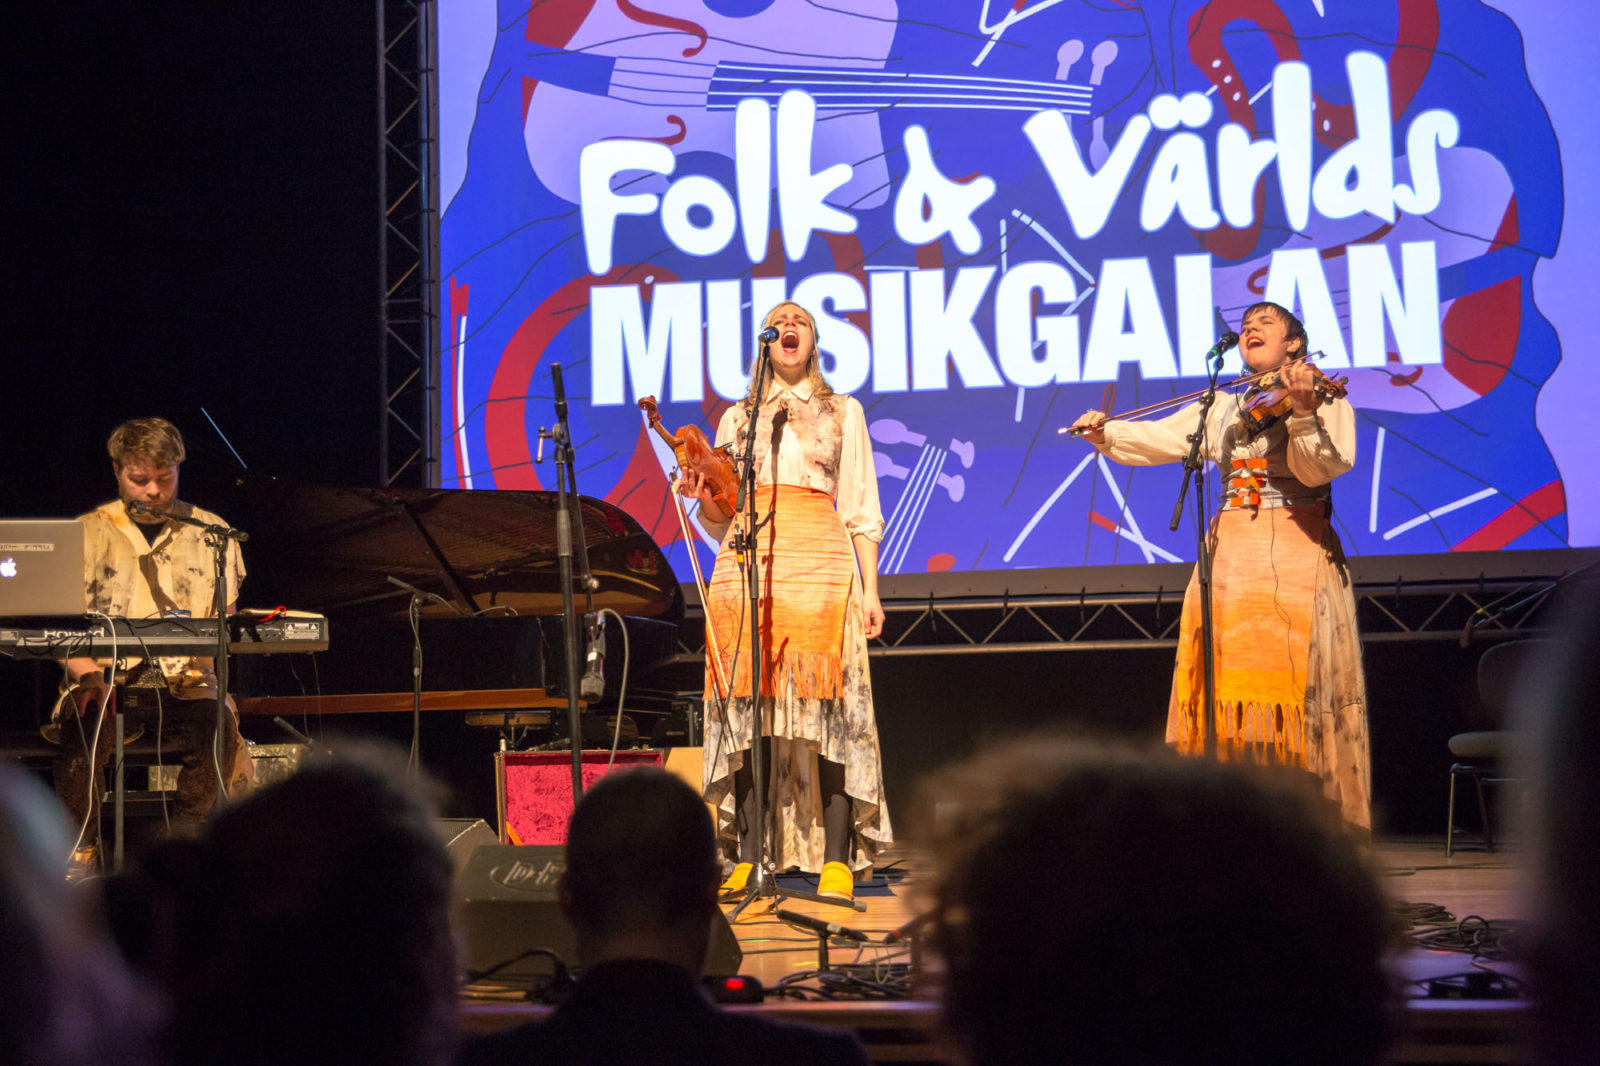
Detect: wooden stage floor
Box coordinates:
(462, 839, 1532, 1064)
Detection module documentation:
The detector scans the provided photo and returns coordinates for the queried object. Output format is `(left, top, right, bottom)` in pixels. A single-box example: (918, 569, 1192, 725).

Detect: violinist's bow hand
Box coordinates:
(678, 468, 704, 499)
(1063, 410, 1108, 445)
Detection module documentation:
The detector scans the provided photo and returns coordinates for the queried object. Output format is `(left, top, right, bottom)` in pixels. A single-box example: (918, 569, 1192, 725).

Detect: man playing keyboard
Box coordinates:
(53, 417, 252, 873)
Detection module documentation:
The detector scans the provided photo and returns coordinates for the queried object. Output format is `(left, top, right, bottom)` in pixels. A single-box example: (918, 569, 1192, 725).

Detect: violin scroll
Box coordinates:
(638, 396, 739, 515)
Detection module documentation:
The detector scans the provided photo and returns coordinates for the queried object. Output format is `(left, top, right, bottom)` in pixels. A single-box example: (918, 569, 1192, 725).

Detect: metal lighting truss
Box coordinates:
(378, 0, 440, 487)
(668, 575, 1563, 661)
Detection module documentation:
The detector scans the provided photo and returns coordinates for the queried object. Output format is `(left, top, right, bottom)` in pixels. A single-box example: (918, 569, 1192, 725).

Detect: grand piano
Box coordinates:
(224, 478, 683, 725)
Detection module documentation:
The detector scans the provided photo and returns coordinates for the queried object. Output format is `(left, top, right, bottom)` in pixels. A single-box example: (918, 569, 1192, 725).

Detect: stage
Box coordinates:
(460, 839, 1530, 1064)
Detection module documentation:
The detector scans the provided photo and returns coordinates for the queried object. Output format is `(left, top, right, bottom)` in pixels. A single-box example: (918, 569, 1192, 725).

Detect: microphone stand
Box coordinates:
(537, 364, 599, 801)
(1168, 341, 1230, 761)
(728, 339, 861, 919)
(129, 502, 248, 807)
(385, 575, 464, 770)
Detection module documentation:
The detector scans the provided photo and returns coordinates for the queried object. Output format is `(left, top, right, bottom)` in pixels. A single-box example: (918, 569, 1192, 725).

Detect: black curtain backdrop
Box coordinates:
(10, 4, 378, 514)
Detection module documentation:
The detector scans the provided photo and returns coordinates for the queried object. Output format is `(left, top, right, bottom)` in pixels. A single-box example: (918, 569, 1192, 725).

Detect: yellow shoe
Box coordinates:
(720, 862, 753, 894)
(66, 846, 100, 883)
(818, 861, 854, 900)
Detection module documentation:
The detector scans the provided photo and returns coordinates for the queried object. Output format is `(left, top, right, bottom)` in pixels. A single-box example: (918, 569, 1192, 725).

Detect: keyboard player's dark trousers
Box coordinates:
(54, 680, 242, 839)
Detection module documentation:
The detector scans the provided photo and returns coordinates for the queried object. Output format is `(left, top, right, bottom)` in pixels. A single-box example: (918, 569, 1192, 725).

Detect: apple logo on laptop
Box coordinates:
(0, 557, 17, 579)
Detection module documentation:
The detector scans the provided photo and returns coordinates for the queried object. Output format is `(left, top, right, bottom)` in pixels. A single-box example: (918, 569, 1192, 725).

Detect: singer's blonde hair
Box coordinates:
(741, 301, 835, 409)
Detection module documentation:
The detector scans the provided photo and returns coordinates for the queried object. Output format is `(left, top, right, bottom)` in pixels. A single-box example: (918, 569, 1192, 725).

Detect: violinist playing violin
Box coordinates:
(1069, 301, 1371, 832)
(677, 300, 891, 900)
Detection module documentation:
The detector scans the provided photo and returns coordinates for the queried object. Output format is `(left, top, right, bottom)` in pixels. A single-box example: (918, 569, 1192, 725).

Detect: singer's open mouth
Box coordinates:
(781, 331, 799, 351)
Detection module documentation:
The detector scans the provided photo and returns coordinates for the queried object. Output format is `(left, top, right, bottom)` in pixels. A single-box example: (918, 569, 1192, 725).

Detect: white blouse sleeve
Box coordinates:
(1096, 402, 1210, 466)
(693, 406, 742, 544)
(1284, 397, 1356, 486)
(835, 397, 885, 542)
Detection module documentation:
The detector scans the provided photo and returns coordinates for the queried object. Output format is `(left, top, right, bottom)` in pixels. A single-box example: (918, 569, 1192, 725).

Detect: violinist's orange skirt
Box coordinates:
(1168, 506, 1325, 766)
(1165, 503, 1371, 828)
(704, 484, 851, 702)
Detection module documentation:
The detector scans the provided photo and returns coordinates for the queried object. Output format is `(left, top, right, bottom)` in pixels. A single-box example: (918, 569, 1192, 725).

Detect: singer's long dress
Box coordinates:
(697, 378, 892, 873)
(1094, 393, 1371, 830)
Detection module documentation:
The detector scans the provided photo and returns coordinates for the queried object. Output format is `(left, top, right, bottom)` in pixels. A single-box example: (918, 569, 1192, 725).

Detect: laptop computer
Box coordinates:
(0, 519, 86, 618)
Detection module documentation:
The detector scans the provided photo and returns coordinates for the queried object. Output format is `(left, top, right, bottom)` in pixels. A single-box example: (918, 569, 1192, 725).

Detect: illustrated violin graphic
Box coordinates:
(1237, 362, 1349, 439)
(638, 396, 739, 515)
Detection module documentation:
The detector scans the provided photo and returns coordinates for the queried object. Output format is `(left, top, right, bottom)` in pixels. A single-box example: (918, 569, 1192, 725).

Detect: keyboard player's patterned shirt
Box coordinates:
(79, 498, 246, 698)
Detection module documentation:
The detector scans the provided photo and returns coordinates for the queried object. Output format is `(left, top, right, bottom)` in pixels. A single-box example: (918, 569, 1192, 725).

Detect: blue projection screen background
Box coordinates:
(437, 0, 1597, 585)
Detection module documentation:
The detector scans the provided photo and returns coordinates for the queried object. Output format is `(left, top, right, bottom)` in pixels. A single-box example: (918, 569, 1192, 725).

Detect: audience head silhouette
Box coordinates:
(1, 765, 160, 1066)
(1516, 569, 1600, 1063)
(561, 766, 721, 971)
(458, 766, 871, 1066)
(124, 744, 458, 1066)
(925, 736, 1395, 1066)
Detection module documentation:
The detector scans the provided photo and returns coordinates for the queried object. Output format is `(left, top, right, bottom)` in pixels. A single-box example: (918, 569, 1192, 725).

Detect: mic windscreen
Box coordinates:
(1219, 331, 1240, 351)
(758, 326, 780, 343)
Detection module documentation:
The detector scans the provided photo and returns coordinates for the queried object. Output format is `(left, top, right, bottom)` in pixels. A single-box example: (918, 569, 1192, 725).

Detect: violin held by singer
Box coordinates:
(638, 396, 740, 515)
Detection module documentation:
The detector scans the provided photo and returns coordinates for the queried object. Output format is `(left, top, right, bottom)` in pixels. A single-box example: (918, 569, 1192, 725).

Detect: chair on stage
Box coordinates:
(1446, 639, 1547, 857)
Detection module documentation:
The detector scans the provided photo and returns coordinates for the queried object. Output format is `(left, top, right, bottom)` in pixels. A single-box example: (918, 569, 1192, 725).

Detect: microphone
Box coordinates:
(385, 574, 466, 615)
(1209, 331, 1240, 361)
(776, 908, 869, 942)
(127, 500, 165, 518)
(1459, 610, 1483, 649)
(580, 612, 606, 701)
(551, 361, 569, 419)
(272, 716, 333, 756)
(758, 326, 780, 344)
(882, 912, 931, 945)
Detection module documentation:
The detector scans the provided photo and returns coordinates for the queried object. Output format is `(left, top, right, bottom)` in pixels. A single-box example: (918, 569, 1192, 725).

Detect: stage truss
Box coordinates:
(378, 0, 441, 488)
(667, 575, 1561, 661)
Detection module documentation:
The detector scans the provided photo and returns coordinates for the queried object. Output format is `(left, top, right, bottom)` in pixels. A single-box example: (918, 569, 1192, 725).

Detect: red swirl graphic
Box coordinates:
(605, 115, 687, 145)
(1187, 0, 1440, 260)
(615, 0, 708, 57)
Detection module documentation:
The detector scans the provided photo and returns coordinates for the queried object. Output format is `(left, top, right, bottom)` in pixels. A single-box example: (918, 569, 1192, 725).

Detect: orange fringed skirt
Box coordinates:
(704, 484, 852, 703)
(1167, 505, 1372, 828)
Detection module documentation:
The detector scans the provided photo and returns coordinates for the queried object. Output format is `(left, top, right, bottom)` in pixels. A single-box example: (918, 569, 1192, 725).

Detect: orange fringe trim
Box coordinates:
(715, 646, 843, 702)
(1174, 698, 1308, 769)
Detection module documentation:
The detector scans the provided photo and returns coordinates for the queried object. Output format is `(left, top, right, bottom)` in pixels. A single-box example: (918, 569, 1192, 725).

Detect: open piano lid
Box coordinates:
(227, 478, 683, 622)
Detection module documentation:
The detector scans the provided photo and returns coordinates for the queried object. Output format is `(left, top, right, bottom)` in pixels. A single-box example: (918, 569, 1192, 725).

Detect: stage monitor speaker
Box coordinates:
(432, 818, 499, 878)
(457, 844, 743, 980)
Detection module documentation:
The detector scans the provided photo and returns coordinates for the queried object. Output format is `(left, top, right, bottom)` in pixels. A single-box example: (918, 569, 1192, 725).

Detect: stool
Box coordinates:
(1445, 731, 1510, 857)
(1444, 638, 1547, 856)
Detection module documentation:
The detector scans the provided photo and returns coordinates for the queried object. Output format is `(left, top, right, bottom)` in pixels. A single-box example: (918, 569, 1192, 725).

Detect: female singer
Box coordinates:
(1070, 301, 1371, 830)
(679, 301, 891, 899)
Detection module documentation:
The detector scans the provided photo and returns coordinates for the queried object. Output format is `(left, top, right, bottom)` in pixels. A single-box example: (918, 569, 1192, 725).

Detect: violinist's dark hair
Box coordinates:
(1243, 301, 1308, 359)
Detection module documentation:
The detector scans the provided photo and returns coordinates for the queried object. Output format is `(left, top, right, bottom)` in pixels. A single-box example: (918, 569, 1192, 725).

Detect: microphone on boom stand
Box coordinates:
(1207, 330, 1240, 363)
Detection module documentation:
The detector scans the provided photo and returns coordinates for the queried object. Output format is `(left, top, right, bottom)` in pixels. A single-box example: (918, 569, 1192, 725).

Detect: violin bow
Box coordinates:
(665, 471, 733, 701)
(1058, 352, 1325, 435)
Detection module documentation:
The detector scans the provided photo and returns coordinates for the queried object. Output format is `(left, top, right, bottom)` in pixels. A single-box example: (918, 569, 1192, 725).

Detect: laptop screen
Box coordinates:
(0, 520, 86, 618)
